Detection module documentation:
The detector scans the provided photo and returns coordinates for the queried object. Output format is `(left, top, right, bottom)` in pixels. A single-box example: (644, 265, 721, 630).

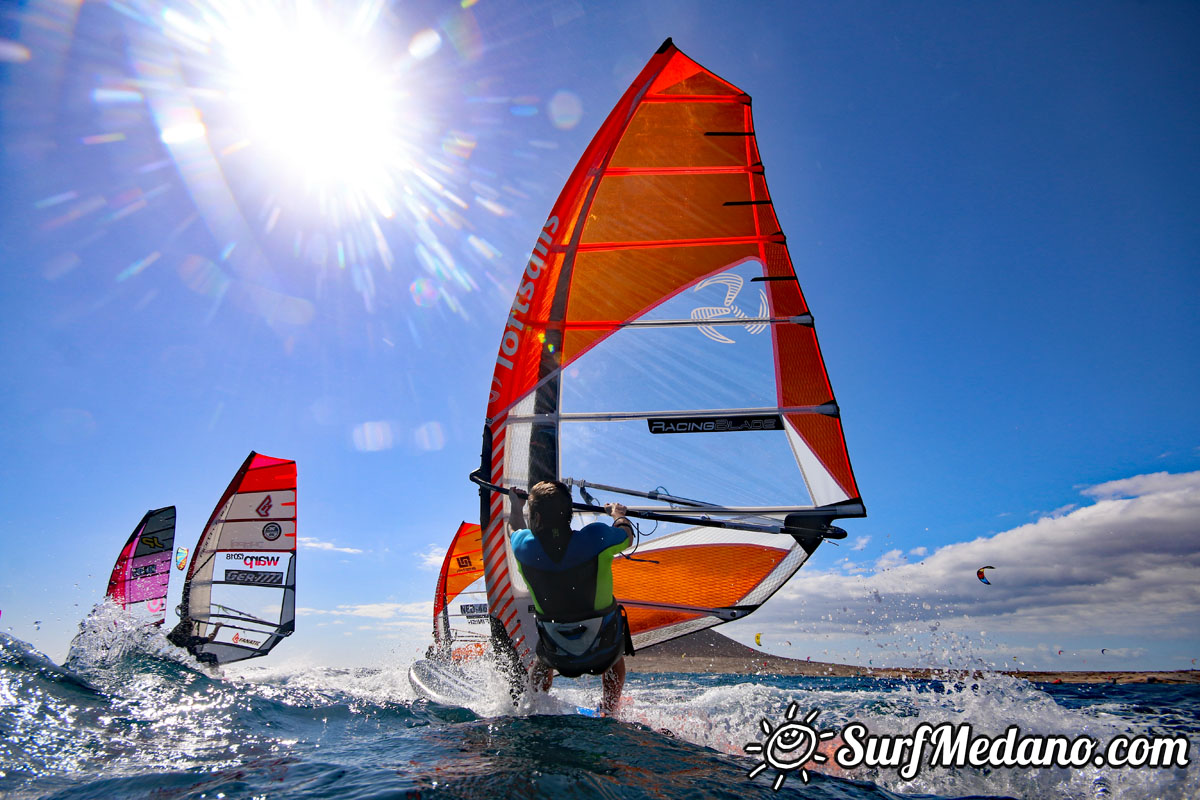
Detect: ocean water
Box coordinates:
(2, 629, 1197, 800)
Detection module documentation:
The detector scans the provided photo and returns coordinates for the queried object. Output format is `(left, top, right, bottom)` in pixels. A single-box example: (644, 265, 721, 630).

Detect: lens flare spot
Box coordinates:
(466, 234, 500, 261)
(116, 251, 161, 282)
(160, 122, 207, 144)
(81, 133, 126, 145)
(44, 252, 81, 281)
(352, 421, 395, 452)
(410, 277, 438, 307)
(178, 255, 231, 297)
(441, 130, 476, 160)
(414, 421, 445, 451)
(510, 101, 538, 117)
(0, 40, 32, 63)
(476, 197, 511, 217)
(409, 28, 442, 59)
(548, 90, 582, 129)
(92, 88, 144, 105)
(442, 11, 483, 62)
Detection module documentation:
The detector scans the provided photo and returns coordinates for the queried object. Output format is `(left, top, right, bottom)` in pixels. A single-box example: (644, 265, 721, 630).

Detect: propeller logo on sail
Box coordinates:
(692, 273, 769, 344)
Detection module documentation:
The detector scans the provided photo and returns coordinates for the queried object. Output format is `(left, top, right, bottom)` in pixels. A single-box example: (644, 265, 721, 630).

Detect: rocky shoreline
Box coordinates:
(627, 629, 1200, 685)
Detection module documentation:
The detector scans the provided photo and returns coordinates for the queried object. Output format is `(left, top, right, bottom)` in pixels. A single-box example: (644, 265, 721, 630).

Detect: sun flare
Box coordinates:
(216, 5, 411, 194)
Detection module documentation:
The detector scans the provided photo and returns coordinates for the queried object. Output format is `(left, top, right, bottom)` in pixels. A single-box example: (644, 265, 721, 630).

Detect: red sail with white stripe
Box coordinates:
(477, 39, 864, 674)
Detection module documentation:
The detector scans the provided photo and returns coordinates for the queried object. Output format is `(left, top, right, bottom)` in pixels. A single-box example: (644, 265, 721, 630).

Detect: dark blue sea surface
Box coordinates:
(2, 631, 1196, 800)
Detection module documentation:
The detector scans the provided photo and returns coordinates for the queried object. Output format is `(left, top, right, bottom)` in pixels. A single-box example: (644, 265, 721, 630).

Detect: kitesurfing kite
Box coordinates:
(175, 547, 188, 570)
(755, 633, 762, 647)
(977, 566, 995, 585)
(468, 39, 865, 694)
(171, 452, 296, 665)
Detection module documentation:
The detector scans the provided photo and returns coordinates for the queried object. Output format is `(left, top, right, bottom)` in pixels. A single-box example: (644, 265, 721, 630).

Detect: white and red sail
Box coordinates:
(177, 452, 297, 664)
(477, 40, 864, 670)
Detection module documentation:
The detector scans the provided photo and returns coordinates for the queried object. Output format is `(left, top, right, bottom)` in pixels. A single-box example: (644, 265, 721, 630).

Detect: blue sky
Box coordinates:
(1, 0, 1197, 671)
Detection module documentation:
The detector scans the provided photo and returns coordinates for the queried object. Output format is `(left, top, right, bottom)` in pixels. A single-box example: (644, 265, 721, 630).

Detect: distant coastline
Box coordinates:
(628, 629, 1200, 685)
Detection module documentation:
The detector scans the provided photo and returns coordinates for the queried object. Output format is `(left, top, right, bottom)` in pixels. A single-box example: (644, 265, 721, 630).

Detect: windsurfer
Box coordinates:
(166, 617, 223, 661)
(508, 481, 635, 715)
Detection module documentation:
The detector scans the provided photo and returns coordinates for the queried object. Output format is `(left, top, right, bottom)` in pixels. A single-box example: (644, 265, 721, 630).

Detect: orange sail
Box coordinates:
(432, 522, 488, 660)
(476, 39, 864, 667)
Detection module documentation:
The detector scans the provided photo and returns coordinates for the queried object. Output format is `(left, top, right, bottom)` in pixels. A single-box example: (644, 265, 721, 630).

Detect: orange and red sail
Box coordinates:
(432, 522, 489, 660)
(478, 40, 864, 668)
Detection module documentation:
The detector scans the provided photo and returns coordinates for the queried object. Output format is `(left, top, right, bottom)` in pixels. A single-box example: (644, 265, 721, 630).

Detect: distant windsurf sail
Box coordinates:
(175, 452, 296, 664)
(472, 39, 864, 671)
(106, 506, 176, 625)
(431, 522, 489, 661)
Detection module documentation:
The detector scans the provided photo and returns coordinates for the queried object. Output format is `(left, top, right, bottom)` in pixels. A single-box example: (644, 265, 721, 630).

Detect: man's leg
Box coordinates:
(599, 656, 625, 715)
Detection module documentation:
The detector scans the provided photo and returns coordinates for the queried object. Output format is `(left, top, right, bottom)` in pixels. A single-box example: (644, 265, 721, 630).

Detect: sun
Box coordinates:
(215, 4, 409, 197)
(744, 702, 837, 790)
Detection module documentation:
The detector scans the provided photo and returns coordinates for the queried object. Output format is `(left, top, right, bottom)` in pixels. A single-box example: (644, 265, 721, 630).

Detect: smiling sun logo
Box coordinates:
(744, 702, 837, 790)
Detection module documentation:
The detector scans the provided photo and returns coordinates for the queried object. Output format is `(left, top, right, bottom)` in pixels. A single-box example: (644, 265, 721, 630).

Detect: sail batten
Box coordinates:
(479, 41, 863, 674)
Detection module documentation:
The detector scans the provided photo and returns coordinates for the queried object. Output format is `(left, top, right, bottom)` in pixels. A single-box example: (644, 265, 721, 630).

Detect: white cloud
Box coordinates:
(909, 547, 928, 558)
(874, 549, 906, 571)
(298, 537, 364, 554)
(747, 470, 1200, 662)
(1083, 471, 1199, 501)
(1035, 503, 1077, 520)
(417, 543, 446, 571)
(850, 535, 871, 552)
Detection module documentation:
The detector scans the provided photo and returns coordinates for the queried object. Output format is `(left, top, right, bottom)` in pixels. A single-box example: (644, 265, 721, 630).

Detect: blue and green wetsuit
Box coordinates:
(511, 522, 633, 677)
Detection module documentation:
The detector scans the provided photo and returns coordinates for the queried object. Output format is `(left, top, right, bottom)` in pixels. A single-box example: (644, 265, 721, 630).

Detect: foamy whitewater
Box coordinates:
(2, 619, 1197, 800)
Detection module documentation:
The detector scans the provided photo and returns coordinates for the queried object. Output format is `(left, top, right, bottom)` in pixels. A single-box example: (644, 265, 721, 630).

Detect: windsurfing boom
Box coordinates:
(169, 452, 297, 665)
(475, 39, 866, 682)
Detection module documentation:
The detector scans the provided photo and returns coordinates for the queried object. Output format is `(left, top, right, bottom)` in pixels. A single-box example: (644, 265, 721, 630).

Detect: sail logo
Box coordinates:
(460, 603, 488, 620)
(262, 522, 282, 541)
(141, 535, 165, 550)
(692, 273, 769, 344)
(648, 414, 782, 434)
(226, 568, 284, 585)
(256, 496, 273, 517)
(457, 555, 473, 569)
(494, 215, 560, 379)
(225, 553, 280, 568)
(130, 564, 157, 578)
(231, 632, 263, 647)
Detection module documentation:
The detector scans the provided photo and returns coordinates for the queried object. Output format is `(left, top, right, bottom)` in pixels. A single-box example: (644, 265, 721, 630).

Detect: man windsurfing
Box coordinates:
(508, 480, 635, 715)
(166, 614, 222, 663)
